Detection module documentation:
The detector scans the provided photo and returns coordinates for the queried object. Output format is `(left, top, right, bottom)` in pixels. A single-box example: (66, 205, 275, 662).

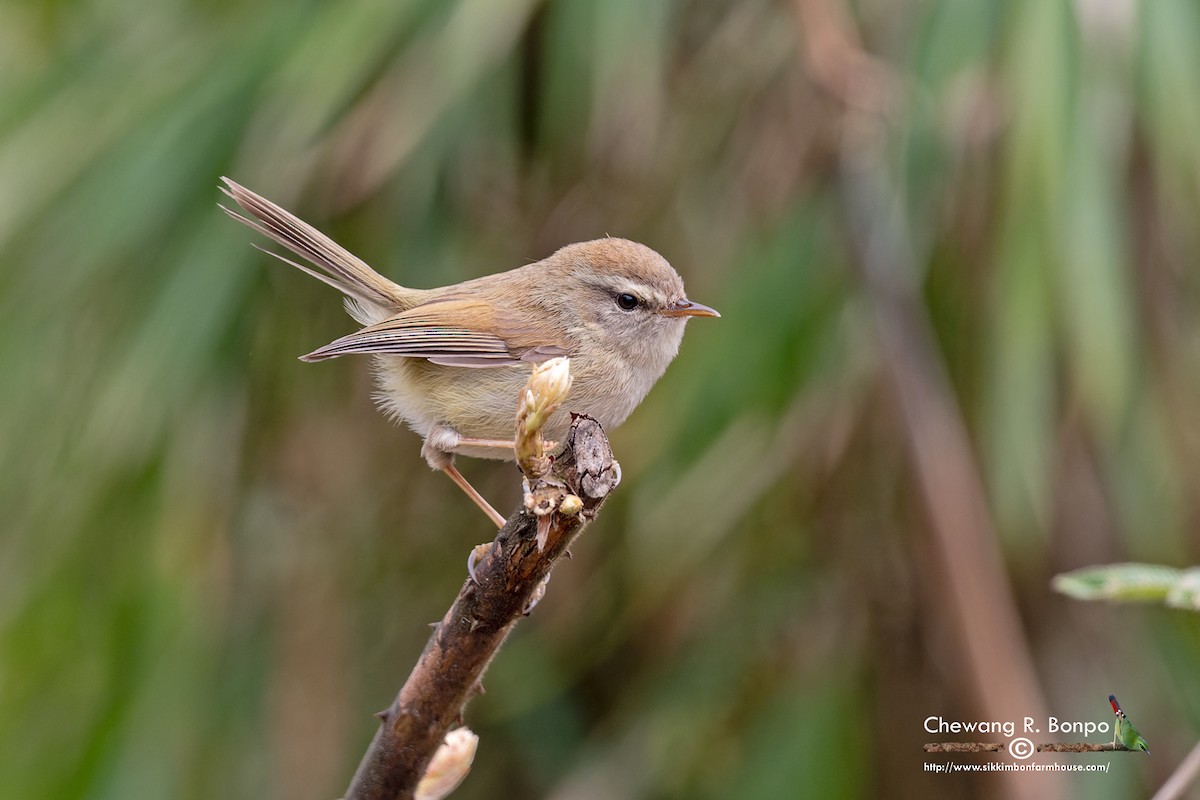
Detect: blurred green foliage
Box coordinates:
(2, 0, 1199, 798)
(1054, 563, 1200, 610)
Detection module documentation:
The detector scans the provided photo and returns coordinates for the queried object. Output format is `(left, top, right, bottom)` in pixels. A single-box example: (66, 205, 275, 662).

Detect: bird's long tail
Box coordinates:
(219, 177, 405, 323)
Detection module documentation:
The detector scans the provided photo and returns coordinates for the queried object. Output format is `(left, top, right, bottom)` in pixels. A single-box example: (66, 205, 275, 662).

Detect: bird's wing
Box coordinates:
(300, 296, 570, 368)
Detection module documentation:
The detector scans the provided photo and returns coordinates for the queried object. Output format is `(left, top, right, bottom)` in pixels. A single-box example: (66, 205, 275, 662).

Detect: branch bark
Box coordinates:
(343, 413, 618, 800)
(925, 742, 1138, 753)
(923, 742, 1004, 753)
(1037, 743, 1129, 753)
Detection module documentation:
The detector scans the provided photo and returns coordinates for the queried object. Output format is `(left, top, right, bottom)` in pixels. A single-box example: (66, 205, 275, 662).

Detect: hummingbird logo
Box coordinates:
(1109, 694, 1150, 754)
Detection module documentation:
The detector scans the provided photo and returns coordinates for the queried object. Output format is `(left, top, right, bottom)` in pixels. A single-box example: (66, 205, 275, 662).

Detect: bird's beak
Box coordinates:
(662, 299, 720, 318)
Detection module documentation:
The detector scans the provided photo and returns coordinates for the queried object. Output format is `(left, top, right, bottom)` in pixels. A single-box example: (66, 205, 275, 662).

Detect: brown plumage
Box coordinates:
(220, 178, 717, 525)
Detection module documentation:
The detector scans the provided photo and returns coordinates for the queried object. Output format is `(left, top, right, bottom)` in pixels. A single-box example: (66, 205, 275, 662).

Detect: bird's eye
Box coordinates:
(615, 293, 640, 310)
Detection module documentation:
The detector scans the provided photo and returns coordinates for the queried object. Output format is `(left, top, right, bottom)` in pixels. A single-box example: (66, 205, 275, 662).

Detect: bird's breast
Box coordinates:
(371, 344, 665, 459)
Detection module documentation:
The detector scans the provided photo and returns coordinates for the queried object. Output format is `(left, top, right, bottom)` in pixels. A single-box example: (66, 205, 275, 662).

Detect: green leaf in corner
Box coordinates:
(1165, 568, 1200, 611)
(1051, 563, 1181, 604)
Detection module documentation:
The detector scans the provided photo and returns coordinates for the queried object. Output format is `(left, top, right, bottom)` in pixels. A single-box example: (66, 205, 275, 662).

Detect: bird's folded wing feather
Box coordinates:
(301, 297, 569, 368)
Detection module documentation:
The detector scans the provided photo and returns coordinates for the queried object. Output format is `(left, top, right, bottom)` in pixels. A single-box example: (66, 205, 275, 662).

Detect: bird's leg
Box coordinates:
(442, 463, 506, 528)
(423, 426, 507, 526)
(426, 425, 556, 459)
(455, 436, 560, 454)
(454, 437, 517, 451)
(422, 425, 541, 528)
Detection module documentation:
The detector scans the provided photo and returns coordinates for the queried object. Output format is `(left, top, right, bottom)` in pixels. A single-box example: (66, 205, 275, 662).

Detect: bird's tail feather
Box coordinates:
(219, 177, 404, 323)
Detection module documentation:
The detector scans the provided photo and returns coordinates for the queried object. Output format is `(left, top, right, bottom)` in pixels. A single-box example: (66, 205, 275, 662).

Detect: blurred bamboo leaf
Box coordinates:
(1053, 563, 1200, 611)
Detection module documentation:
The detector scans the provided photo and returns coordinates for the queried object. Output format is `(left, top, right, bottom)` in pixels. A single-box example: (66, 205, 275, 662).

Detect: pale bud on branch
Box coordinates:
(415, 727, 478, 800)
(515, 357, 572, 478)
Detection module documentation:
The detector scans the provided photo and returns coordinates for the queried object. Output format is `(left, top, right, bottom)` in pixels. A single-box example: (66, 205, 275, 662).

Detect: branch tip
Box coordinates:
(516, 357, 572, 478)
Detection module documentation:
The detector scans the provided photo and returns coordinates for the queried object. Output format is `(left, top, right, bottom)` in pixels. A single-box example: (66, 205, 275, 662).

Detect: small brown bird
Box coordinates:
(220, 178, 718, 526)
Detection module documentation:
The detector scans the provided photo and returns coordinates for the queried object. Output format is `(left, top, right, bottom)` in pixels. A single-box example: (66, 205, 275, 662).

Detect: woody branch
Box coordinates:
(343, 359, 619, 800)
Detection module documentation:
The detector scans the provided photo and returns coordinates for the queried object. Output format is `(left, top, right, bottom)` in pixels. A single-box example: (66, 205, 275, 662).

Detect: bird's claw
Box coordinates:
(523, 574, 551, 615)
(467, 542, 493, 584)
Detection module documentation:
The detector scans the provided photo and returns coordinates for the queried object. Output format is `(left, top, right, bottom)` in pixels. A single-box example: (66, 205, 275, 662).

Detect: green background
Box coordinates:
(2, 0, 1197, 797)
